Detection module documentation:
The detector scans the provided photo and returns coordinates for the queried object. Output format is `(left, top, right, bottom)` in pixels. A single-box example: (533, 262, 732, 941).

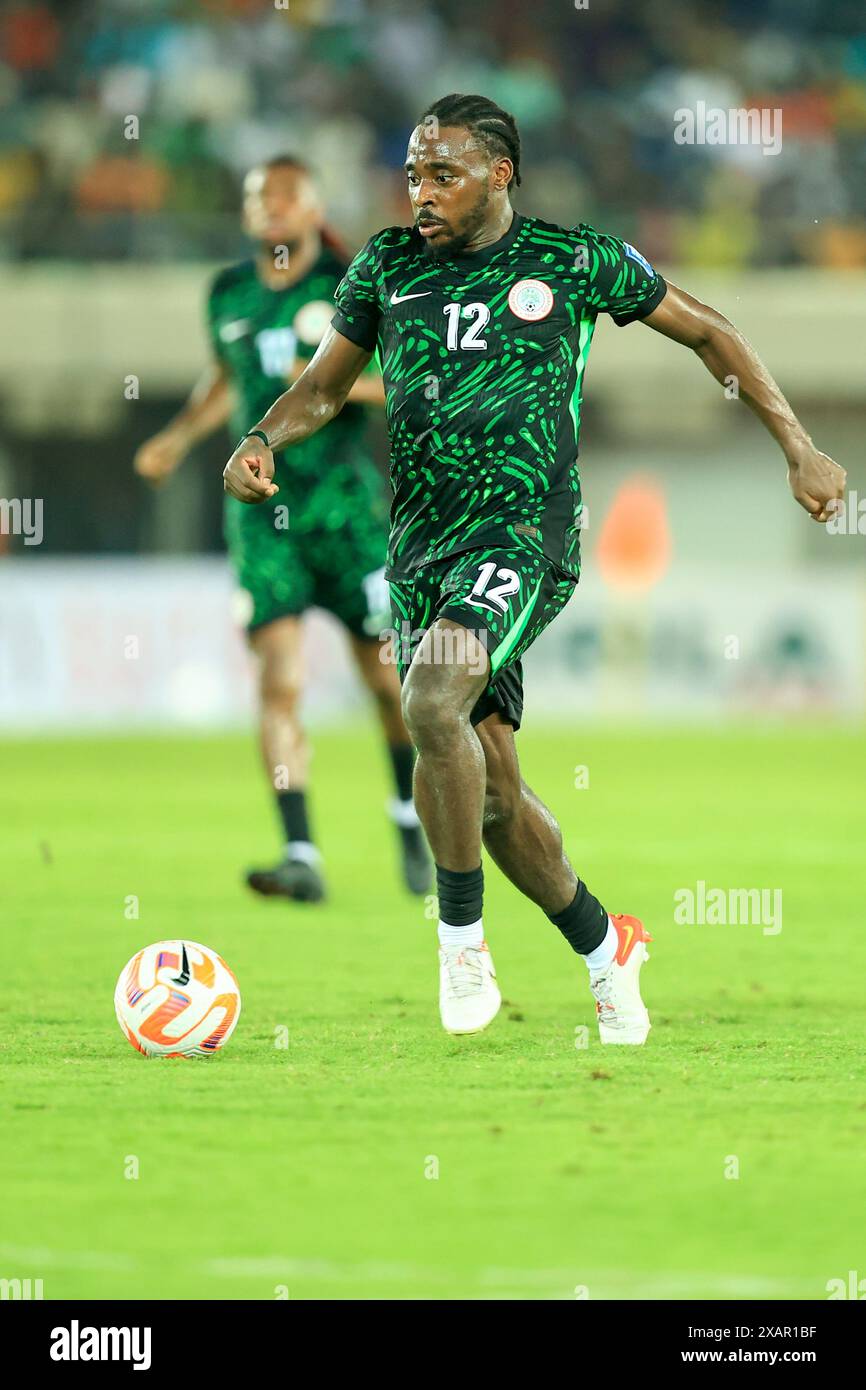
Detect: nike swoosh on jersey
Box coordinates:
(389, 289, 432, 305)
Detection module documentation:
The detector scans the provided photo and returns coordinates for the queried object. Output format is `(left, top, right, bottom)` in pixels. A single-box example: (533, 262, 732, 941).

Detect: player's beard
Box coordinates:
(421, 185, 491, 259)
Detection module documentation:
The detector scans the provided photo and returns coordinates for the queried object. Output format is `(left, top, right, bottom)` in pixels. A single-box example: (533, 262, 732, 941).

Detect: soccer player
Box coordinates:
(222, 96, 846, 1039)
(134, 156, 431, 903)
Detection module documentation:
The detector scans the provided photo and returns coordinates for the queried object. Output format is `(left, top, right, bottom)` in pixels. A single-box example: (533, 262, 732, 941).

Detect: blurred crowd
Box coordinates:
(1, 0, 865, 267)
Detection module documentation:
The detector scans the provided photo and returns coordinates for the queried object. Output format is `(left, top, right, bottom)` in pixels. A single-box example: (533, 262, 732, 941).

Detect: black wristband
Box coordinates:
(240, 429, 270, 449)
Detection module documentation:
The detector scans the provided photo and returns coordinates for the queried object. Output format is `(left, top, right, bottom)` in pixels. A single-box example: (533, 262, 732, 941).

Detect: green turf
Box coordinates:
(1, 722, 864, 1301)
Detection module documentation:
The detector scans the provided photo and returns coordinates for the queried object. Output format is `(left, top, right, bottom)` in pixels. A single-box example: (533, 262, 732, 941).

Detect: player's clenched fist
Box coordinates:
(133, 430, 186, 485)
(223, 435, 279, 503)
(786, 442, 846, 523)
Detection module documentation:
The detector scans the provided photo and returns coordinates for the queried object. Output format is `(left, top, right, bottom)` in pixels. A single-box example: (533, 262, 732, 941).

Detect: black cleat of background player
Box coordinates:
(245, 858, 326, 904)
(396, 824, 433, 897)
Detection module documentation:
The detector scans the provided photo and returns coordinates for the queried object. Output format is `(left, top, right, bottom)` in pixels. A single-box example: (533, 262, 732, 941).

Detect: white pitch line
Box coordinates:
(202, 1256, 816, 1298)
(0, 1245, 821, 1298)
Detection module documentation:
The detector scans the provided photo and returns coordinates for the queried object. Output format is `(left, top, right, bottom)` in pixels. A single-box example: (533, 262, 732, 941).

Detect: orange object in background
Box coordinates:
(595, 474, 672, 592)
(0, 4, 60, 72)
(75, 155, 170, 215)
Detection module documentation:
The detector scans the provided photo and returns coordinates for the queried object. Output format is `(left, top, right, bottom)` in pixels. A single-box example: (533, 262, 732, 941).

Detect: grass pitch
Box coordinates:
(1, 722, 864, 1300)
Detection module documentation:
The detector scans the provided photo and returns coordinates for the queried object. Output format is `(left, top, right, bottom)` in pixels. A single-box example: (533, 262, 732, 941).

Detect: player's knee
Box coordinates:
(401, 669, 462, 750)
(260, 666, 302, 716)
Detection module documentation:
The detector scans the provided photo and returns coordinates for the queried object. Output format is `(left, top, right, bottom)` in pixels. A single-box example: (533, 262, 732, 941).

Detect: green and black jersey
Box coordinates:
(331, 214, 666, 580)
(207, 248, 389, 633)
(207, 248, 379, 526)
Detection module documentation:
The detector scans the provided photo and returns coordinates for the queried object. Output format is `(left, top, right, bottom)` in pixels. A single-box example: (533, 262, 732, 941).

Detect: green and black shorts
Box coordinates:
(388, 546, 577, 730)
(224, 463, 390, 638)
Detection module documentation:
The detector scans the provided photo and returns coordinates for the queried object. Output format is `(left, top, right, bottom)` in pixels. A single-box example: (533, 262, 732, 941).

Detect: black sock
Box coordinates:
(547, 881, 608, 955)
(436, 864, 483, 926)
(388, 743, 415, 802)
(276, 789, 312, 845)
(398, 822, 425, 852)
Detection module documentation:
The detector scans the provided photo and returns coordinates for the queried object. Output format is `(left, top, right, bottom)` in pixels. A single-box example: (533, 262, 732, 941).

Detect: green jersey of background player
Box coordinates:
(223, 95, 845, 1041)
(134, 156, 431, 903)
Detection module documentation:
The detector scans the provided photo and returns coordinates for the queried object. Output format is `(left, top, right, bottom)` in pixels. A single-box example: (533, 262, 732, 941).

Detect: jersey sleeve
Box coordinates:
(331, 236, 382, 352)
(573, 225, 667, 326)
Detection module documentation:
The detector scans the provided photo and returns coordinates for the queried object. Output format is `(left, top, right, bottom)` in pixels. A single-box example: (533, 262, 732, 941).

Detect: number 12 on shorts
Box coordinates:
(469, 562, 520, 614)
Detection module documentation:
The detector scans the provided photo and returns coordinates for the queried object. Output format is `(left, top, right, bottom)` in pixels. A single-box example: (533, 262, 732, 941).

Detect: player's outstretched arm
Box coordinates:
(642, 283, 846, 522)
(134, 362, 231, 486)
(223, 326, 372, 503)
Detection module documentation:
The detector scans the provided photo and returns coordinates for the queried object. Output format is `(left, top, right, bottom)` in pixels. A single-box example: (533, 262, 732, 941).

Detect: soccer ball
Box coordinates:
(114, 940, 241, 1058)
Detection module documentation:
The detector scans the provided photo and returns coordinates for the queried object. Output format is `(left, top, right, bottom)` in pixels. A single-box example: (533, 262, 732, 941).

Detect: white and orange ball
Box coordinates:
(114, 941, 241, 1058)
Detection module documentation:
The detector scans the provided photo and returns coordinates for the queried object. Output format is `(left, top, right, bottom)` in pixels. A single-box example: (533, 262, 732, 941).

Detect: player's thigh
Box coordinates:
(226, 498, 313, 634)
(404, 617, 490, 726)
(389, 569, 489, 728)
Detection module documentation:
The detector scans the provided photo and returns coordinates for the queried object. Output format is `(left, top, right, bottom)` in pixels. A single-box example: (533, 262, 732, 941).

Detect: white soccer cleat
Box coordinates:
(438, 941, 501, 1035)
(590, 913, 653, 1045)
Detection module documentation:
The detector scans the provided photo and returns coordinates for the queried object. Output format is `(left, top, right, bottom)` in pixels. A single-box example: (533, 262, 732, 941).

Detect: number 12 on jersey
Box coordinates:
(444, 302, 489, 351)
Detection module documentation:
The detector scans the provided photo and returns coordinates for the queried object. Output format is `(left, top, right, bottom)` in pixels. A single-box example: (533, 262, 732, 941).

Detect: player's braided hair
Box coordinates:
(260, 153, 349, 260)
(419, 94, 522, 189)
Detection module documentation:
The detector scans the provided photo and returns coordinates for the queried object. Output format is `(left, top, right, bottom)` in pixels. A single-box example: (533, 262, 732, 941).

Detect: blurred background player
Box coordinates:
(134, 156, 431, 903)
